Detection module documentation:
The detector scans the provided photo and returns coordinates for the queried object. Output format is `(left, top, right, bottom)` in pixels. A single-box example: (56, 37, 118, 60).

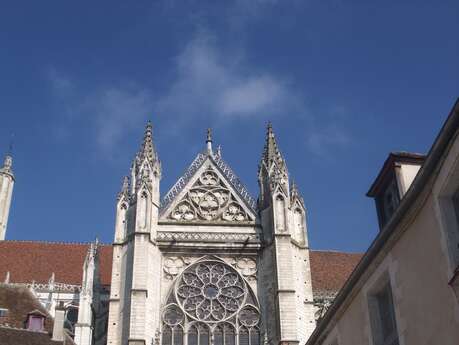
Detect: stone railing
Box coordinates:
(156, 231, 261, 243)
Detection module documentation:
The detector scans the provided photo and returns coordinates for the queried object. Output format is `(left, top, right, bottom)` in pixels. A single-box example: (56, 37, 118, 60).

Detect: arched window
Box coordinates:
(162, 325, 172, 345)
(223, 323, 235, 345)
(187, 324, 198, 345)
(162, 259, 261, 345)
(163, 305, 184, 345)
(250, 328, 260, 345)
(293, 207, 305, 242)
(198, 323, 210, 345)
(174, 326, 183, 345)
(275, 195, 286, 232)
(239, 327, 249, 345)
(214, 325, 223, 345)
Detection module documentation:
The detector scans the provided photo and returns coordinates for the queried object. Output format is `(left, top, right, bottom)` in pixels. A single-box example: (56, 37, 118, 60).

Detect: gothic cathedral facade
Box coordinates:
(106, 123, 316, 345)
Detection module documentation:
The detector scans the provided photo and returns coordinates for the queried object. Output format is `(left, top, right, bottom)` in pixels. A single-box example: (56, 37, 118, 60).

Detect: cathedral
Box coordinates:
(2, 100, 458, 345)
(0, 123, 361, 345)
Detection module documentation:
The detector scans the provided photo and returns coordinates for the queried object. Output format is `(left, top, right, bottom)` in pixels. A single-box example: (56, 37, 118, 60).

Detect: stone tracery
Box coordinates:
(168, 168, 249, 222)
(162, 259, 261, 345)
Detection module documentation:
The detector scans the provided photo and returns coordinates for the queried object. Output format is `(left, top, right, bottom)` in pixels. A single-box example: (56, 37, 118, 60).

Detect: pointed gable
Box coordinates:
(160, 152, 257, 223)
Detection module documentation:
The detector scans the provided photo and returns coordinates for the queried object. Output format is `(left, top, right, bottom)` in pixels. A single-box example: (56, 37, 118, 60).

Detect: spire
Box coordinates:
(206, 128, 213, 154)
(260, 122, 287, 175)
(258, 123, 290, 206)
(138, 121, 157, 163)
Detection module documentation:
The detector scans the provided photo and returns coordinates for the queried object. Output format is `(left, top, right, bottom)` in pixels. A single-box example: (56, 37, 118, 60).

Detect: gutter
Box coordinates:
(306, 98, 459, 345)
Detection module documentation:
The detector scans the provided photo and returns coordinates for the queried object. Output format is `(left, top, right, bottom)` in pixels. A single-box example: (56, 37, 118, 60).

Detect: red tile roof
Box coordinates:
(0, 241, 362, 297)
(0, 241, 113, 286)
(309, 250, 363, 295)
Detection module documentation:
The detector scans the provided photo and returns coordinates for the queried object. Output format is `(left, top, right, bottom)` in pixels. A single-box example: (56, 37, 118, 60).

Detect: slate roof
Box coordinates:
(0, 284, 76, 345)
(0, 241, 362, 298)
(0, 241, 113, 286)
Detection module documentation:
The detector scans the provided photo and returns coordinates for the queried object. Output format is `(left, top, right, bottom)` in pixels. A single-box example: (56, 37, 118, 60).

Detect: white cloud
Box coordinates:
(47, 70, 154, 156)
(156, 32, 292, 120)
(92, 87, 153, 153)
(306, 123, 352, 156)
(47, 30, 350, 159)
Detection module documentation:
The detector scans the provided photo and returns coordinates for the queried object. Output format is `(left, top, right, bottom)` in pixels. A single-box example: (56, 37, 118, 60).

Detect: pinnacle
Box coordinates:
(138, 121, 157, 163)
(206, 128, 213, 154)
(261, 122, 285, 169)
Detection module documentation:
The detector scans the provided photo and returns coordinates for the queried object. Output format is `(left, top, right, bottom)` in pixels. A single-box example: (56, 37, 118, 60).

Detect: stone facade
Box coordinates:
(0, 121, 362, 345)
(106, 124, 316, 345)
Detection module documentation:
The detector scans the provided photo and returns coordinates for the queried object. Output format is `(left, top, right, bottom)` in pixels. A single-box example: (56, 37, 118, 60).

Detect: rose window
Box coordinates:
(162, 259, 261, 345)
(176, 261, 245, 322)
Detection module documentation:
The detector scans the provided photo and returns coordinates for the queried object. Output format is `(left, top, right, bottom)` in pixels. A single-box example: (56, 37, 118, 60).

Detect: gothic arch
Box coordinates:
(161, 258, 261, 345)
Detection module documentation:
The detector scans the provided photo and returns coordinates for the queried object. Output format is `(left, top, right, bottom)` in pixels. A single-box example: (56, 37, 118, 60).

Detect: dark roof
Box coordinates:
(367, 151, 426, 197)
(309, 251, 363, 296)
(0, 241, 113, 286)
(0, 284, 76, 345)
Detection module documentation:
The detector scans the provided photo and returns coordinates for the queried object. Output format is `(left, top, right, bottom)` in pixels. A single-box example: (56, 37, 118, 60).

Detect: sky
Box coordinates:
(0, 0, 458, 252)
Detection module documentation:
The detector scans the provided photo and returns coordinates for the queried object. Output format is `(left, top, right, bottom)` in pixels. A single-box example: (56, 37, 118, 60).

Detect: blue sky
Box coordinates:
(0, 0, 458, 252)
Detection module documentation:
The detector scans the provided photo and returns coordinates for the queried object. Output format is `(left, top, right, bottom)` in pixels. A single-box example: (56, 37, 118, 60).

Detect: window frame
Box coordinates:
(434, 151, 459, 278)
(367, 274, 400, 345)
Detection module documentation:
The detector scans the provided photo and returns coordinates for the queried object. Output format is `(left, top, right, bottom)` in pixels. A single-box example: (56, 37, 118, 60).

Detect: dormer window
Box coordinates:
(367, 152, 425, 230)
(26, 310, 46, 332)
(380, 178, 401, 226)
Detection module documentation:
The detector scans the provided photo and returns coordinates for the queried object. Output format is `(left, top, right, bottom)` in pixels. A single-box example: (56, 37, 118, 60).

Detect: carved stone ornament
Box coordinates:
(233, 257, 257, 280)
(169, 168, 249, 222)
(163, 256, 189, 279)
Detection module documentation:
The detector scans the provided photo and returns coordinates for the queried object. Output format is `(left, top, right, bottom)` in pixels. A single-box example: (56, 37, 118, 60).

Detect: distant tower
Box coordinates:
(0, 153, 14, 240)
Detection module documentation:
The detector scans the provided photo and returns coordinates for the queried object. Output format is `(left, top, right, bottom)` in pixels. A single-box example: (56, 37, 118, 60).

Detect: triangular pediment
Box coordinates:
(160, 154, 257, 223)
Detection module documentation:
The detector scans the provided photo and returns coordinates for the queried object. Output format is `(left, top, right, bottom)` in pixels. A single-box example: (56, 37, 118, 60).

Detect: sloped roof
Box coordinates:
(0, 241, 361, 298)
(0, 284, 76, 345)
(309, 250, 363, 297)
(0, 241, 113, 286)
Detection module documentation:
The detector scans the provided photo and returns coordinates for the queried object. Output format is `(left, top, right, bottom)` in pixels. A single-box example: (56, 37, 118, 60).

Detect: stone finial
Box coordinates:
(139, 121, 157, 163)
(261, 122, 284, 168)
(290, 180, 305, 207)
(259, 122, 288, 183)
(206, 128, 213, 154)
(0, 154, 13, 176)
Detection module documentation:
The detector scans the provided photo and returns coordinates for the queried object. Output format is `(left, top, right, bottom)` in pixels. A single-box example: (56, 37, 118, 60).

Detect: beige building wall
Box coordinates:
(309, 101, 459, 345)
(324, 192, 459, 344)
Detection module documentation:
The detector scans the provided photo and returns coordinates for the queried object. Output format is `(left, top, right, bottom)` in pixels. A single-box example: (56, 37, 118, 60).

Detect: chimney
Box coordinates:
(367, 152, 425, 230)
(52, 301, 66, 341)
